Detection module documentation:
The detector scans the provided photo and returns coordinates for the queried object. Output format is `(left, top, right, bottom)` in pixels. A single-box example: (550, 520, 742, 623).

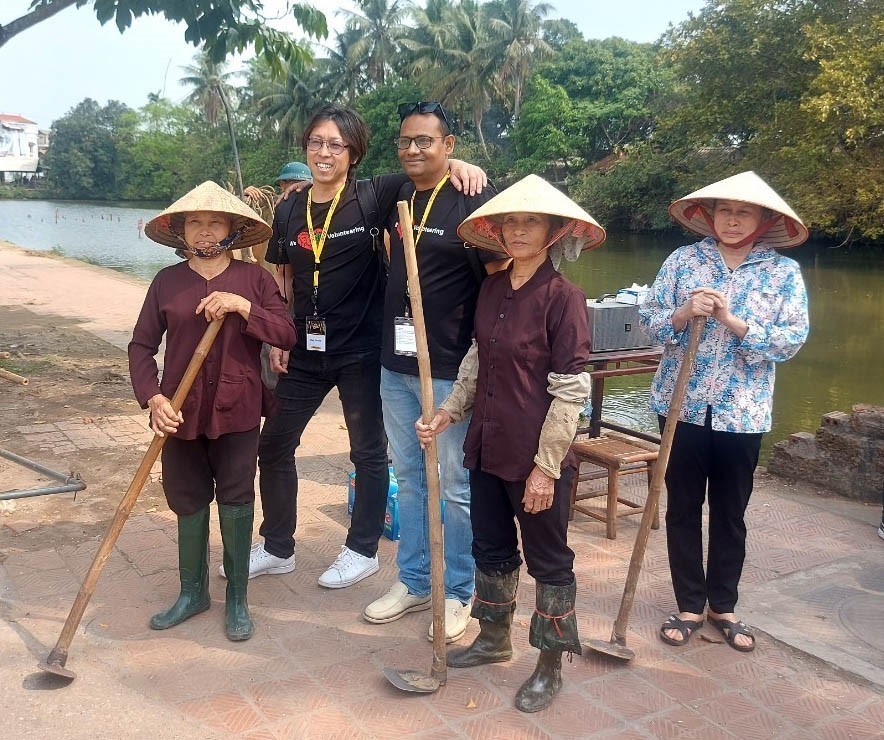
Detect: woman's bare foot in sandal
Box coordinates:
(661, 611, 704, 645)
(708, 610, 755, 651)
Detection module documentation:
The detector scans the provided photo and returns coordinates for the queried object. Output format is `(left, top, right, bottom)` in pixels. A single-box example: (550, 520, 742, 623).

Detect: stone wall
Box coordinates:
(767, 404, 884, 502)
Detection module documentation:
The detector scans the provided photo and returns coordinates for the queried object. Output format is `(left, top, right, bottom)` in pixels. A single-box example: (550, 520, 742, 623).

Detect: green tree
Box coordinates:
(42, 98, 137, 199)
(339, 0, 411, 87)
(180, 52, 239, 127)
(483, 0, 553, 119)
(511, 75, 577, 180)
(0, 1, 327, 70)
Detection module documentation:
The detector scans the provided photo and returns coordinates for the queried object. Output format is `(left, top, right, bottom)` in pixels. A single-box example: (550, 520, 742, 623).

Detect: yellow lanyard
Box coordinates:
(306, 182, 346, 288)
(409, 171, 450, 250)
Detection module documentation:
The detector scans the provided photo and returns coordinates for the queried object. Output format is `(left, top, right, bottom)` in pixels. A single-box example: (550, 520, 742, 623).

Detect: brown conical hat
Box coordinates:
(457, 174, 606, 255)
(145, 181, 272, 250)
(668, 171, 808, 249)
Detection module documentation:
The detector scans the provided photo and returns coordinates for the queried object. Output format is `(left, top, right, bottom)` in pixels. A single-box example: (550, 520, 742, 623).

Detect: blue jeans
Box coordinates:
(380, 368, 474, 603)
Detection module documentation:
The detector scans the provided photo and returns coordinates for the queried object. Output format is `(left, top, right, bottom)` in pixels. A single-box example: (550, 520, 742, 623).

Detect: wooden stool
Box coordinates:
(568, 435, 660, 539)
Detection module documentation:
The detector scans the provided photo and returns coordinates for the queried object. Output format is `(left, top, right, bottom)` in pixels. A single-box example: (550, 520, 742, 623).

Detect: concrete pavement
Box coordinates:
(2, 242, 882, 739)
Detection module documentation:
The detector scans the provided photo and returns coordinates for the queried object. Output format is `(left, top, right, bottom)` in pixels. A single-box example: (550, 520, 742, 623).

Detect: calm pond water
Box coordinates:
(2, 200, 883, 458)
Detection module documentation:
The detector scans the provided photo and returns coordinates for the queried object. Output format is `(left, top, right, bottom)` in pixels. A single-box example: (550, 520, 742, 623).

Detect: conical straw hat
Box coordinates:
(668, 171, 808, 249)
(457, 174, 606, 255)
(145, 181, 272, 250)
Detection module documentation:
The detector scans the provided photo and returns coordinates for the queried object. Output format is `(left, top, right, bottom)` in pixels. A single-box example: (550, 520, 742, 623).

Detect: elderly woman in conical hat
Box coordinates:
(415, 174, 605, 713)
(639, 171, 810, 653)
(129, 181, 296, 642)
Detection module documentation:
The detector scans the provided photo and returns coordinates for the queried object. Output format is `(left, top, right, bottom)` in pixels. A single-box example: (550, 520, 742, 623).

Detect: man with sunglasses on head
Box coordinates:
(239, 104, 488, 591)
(363, 102, 507, 643)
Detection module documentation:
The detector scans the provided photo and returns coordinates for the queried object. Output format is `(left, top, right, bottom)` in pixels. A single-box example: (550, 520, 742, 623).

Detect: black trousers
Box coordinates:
(661, 410, 762, 614)
(257, 347, 388, 559)
(469, 463, 576, 586)
(161, 427, 260, 516)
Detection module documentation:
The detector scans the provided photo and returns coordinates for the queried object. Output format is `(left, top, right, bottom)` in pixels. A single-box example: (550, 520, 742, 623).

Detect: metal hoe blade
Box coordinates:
(584, 637, 635, 663)
(37, 649, 76, 680)
(383, 667, 441, 694)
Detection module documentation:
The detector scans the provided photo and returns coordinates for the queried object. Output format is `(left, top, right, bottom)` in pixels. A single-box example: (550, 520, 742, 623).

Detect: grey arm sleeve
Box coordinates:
(533, 372, 591, 479)
(438, 341, 479, 424)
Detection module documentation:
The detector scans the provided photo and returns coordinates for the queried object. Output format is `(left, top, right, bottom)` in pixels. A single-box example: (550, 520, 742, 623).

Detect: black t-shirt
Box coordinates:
(267, 174, 406, 354)
(382, 180, 500, 379)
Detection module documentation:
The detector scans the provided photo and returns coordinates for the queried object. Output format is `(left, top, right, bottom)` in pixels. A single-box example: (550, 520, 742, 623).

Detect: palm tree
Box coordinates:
(179, 52, 239, 126)
(321, 26, 367, 105)
(339, 0, 412, 88)
(483, 0, 553, 120)
(406, 0, 499, 158)
(249, 56, 326, 145)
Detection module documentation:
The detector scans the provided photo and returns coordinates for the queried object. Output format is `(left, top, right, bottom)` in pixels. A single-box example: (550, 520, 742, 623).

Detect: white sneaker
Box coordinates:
(363, 582, 431, 623)
(427, 598, 471, 643)
(318, 546, 379, 589)
(218, 541, 295, 580)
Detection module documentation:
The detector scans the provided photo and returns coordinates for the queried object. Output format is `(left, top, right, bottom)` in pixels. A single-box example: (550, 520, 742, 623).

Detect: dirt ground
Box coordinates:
(0, 304, 167, 556)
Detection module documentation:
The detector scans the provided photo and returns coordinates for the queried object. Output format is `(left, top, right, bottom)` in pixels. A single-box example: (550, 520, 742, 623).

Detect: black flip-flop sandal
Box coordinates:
(708, 616, 756, 653)
(659, 615, 704, 646)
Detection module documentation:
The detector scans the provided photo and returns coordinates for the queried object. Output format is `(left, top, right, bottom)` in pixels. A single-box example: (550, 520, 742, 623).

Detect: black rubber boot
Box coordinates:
(219, 503, 254, 641)
(514, 579, 581, 713)
(447, 568, 519, 668)
(150, 508, 211, 630)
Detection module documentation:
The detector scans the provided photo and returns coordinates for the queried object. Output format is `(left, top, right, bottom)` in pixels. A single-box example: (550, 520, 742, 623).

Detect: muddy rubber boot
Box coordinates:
(150, 508, 211, 630)
(219, 503, 254, 641)
(447, 568, 519, 668)
(514, 579, 581, 713)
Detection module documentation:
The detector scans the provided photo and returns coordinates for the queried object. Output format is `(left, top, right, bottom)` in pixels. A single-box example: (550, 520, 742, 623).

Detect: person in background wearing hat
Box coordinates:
(363, 101, 505, 644)
(243, 162, 313, 273)
(251, 103, 488, 590)
(416, 174, 605, 712)
(129, 181, 296, 642)
(640, 171, 810, 653)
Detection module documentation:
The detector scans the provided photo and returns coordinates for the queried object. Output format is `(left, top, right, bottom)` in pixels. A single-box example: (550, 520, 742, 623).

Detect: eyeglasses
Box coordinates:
(397, 101, 453, 133)
(394, 135, 446, 150)
(305, 137, 348, 155)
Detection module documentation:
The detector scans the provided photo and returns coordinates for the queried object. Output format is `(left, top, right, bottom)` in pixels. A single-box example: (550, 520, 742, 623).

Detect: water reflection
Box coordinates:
(0, 199, 176, 281)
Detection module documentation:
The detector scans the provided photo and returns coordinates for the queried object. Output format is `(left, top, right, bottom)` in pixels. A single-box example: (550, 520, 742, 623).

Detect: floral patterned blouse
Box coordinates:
(639, 237, 809, 433)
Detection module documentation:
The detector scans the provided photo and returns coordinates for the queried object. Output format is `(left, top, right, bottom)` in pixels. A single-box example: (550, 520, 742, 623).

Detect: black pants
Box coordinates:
(161, 427, 260, 516)
(257, 347, 388, 559)
(661, 410, 762, 614)
(469, 463, 576, 586)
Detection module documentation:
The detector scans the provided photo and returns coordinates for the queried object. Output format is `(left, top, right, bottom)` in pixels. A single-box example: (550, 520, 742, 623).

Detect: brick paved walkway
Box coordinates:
(2, 243, 882, 738)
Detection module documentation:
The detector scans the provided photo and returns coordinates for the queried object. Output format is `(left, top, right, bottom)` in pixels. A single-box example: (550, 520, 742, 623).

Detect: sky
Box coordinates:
(1, 0, 706, 129)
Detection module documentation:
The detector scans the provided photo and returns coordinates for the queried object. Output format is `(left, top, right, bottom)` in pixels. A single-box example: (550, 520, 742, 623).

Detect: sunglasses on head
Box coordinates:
(397, 101, 453, 132)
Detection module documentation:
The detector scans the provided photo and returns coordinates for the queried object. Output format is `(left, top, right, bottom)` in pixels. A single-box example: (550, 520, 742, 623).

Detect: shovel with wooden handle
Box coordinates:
(382, 200, 447, 694)
(38, 317, 226, 680)
(585, 316, 705, 661)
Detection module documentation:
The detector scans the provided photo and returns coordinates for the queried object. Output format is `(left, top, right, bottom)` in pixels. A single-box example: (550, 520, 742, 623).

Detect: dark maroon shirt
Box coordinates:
(463, 258, 590, 481)
(128, 259, 296, 440)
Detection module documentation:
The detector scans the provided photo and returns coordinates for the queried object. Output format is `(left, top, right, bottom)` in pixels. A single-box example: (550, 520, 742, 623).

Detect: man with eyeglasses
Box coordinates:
(241, 104, 488, 591)
(363, 102, 507, 643)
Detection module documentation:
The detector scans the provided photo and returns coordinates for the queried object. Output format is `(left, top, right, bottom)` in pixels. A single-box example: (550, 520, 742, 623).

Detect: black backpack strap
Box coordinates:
(459, 191, 486, 285)
(354, 178, 385, 269)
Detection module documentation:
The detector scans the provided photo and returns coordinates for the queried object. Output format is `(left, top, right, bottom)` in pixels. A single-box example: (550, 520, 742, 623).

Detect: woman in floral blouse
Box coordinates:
(639, 172, 810, 653)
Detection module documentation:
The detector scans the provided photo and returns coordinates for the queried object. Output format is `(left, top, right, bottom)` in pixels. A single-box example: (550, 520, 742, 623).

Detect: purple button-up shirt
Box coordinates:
(128, 260, 296, 440)
(463, 259, 591, 481)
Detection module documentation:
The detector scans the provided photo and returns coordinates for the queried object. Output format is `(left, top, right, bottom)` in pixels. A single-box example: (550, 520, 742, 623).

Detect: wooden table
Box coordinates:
(585, 347, 663, 444)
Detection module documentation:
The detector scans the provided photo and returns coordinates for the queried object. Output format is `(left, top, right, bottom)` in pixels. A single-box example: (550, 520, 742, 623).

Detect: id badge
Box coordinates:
(306, 316, 327, 352)
(394, 316, 417, 356)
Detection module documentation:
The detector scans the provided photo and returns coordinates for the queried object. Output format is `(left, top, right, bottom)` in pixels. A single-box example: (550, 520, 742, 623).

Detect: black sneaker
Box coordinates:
(878, 517, 884, 541)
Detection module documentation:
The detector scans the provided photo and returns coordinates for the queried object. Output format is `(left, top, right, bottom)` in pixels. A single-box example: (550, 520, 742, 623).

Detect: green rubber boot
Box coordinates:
(447, 568, 519, 668)
(515, 579, 581, 713)
(149, 508, 211, 630)
(219, 503, 255, 641)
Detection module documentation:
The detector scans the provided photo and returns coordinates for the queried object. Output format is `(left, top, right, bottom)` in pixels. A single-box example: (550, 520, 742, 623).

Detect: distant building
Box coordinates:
(0, 113, 41, 183)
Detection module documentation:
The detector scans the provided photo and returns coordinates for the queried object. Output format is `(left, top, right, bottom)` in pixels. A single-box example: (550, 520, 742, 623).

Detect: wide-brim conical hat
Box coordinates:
(668, 171, 808, 249)
(457, 174, 606, 255)
(145, 181, 272, 250)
